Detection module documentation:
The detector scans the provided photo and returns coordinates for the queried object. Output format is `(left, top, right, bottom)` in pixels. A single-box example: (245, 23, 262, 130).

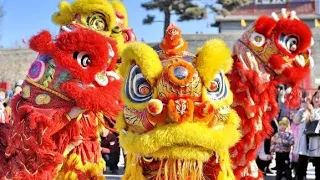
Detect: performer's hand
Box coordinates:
(71, 138, 83, 147)
(101, 147, 110, 154)
(67, 107, 86, 119)
(267, 155, 273, 160)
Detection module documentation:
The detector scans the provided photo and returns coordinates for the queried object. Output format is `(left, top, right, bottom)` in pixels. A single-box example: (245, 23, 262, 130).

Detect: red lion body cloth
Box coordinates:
(0, 27, 122, 180)
(206, 9, 314, 180)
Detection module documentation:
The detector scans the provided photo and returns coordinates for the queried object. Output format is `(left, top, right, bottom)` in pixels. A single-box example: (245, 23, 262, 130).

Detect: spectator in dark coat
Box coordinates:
(256, 118, 278, 174)
(101, 128, 120, 174)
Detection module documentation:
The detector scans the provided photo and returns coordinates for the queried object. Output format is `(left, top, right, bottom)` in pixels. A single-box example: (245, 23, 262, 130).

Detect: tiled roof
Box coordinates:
(216, 14, 320, 21)
(230, 1, 317, 16)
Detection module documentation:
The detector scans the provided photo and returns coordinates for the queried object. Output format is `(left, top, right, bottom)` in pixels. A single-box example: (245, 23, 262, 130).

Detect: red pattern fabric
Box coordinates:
(227, 62, 278, 179)
(0, 28, 123, 179)
(205, 13, 313, 180)
(0, 95, 72, 179)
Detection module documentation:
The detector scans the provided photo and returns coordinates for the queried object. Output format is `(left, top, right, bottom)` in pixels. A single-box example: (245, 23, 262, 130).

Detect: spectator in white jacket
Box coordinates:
(308, 91, 320, 180)
(294, 100, 312, 180)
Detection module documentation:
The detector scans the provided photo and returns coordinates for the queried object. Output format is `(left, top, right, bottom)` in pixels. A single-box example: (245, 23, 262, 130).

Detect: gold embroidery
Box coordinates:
(25, 77, 72, 102)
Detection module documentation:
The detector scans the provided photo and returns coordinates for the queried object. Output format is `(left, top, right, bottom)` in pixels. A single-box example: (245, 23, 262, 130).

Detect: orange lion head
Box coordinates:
(160, 23, 188, 56)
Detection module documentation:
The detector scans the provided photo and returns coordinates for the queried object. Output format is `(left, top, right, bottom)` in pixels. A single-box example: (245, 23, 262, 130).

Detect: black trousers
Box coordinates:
(276, 152, 292, 180)
(315, 157, 320, 180)
(102, 147, 120, 171)
(296, 155, 308, 180)
(296, 155, 320, 180)
(256, 158, 271, 173)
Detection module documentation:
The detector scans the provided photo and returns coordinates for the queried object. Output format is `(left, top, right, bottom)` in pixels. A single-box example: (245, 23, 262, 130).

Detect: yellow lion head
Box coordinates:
(52, 0, 136, 56)
(117, 39, 241, 180)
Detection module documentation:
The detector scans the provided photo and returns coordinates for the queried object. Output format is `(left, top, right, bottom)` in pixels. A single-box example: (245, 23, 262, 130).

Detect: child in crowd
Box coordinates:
(271, 117, 295, 180)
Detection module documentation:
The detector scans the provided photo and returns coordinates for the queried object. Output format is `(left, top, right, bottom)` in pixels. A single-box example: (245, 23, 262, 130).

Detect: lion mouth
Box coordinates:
(278, 34, 314, 68)
(119, 118, 241, 161)
(122, 127, 217, 162)
(94, 71, 109, 86)
(138, 152, 215, 180)
(76, 70, 120, 89)
(141, 149, 220, 163)
(293, 49, 314, 68)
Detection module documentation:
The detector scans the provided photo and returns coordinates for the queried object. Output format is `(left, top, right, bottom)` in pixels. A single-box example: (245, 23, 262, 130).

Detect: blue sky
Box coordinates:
(0, 0, 218, 48)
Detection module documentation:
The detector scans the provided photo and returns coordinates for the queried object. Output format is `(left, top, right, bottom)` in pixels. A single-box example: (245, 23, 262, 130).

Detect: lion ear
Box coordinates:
(254, 15, 276, 37)
(52, 1, 74, 25)
(119, 42, 162, 109)
(110, 0, 129, 28)
(29, 30, 55, 53)
(194, 39, 232, 87)
(119, 42, 162, 86)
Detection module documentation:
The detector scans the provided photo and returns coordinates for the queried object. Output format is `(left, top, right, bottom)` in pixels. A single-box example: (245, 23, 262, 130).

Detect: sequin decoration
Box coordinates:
(35, 94, 51, 105)
(54, 72, 70, 90)
(42, 60, 56, 87)
(22, 85, 31, 99)
(28, 60, 45, 82)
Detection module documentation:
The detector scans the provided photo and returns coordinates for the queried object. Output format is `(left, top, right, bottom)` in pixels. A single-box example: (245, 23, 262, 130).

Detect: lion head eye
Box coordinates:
(73, 51, 91, 69)
(279, 34, 299, 53)
(208, 81, 219, 92)
(207, 71, 228, 101)
(286, 36, 298, 52)
(125, 64, 152, 103)
(250, 32, 266, 47)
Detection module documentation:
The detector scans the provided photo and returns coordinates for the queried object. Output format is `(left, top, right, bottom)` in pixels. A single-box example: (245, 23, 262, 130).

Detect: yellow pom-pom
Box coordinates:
(52, 1, 74, 25)
(194, 39, 233, 87)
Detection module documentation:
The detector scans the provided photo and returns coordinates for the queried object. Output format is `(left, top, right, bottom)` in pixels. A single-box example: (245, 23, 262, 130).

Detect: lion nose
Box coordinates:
(174, 66, 188, 80)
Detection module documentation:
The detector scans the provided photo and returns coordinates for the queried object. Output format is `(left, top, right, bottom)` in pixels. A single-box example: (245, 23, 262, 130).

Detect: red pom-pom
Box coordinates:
(285, 86, 301, 109)
(29, 30, 54, 52)
(254, 16, 277, 37)
(268, 55, 286, 71)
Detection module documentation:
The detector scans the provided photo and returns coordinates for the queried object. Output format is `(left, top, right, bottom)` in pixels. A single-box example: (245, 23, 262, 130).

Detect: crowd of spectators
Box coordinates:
(256, 85, 320, 180)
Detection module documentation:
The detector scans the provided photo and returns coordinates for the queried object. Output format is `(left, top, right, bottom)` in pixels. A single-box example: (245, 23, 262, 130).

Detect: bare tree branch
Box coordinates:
(141, 0, 250, 37)
(217, 0, 251, 11)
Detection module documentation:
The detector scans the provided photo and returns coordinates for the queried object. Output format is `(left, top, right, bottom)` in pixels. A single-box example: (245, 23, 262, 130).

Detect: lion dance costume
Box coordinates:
(117, 24, 241, 180)
(0, 26, 122, 179)
(52, 0, 136, 56)
(212, 9, 313, 180)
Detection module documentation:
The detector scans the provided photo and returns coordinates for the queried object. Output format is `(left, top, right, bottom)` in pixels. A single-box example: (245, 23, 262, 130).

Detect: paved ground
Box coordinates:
(104, 154, 316, 179)
(104, 164, 316, 180)
(263, 159, 316, 180)
(264, 165, 315, 180)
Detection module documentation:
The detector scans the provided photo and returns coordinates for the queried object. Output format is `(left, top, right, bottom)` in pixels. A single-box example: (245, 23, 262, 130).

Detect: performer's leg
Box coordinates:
(109, 147, 120, 173)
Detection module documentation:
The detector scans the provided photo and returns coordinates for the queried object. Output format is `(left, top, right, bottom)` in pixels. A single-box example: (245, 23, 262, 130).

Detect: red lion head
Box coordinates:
(233, 9, 313, 107)
(235, 9, 313, 83)
(28, 27, 123, 117)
